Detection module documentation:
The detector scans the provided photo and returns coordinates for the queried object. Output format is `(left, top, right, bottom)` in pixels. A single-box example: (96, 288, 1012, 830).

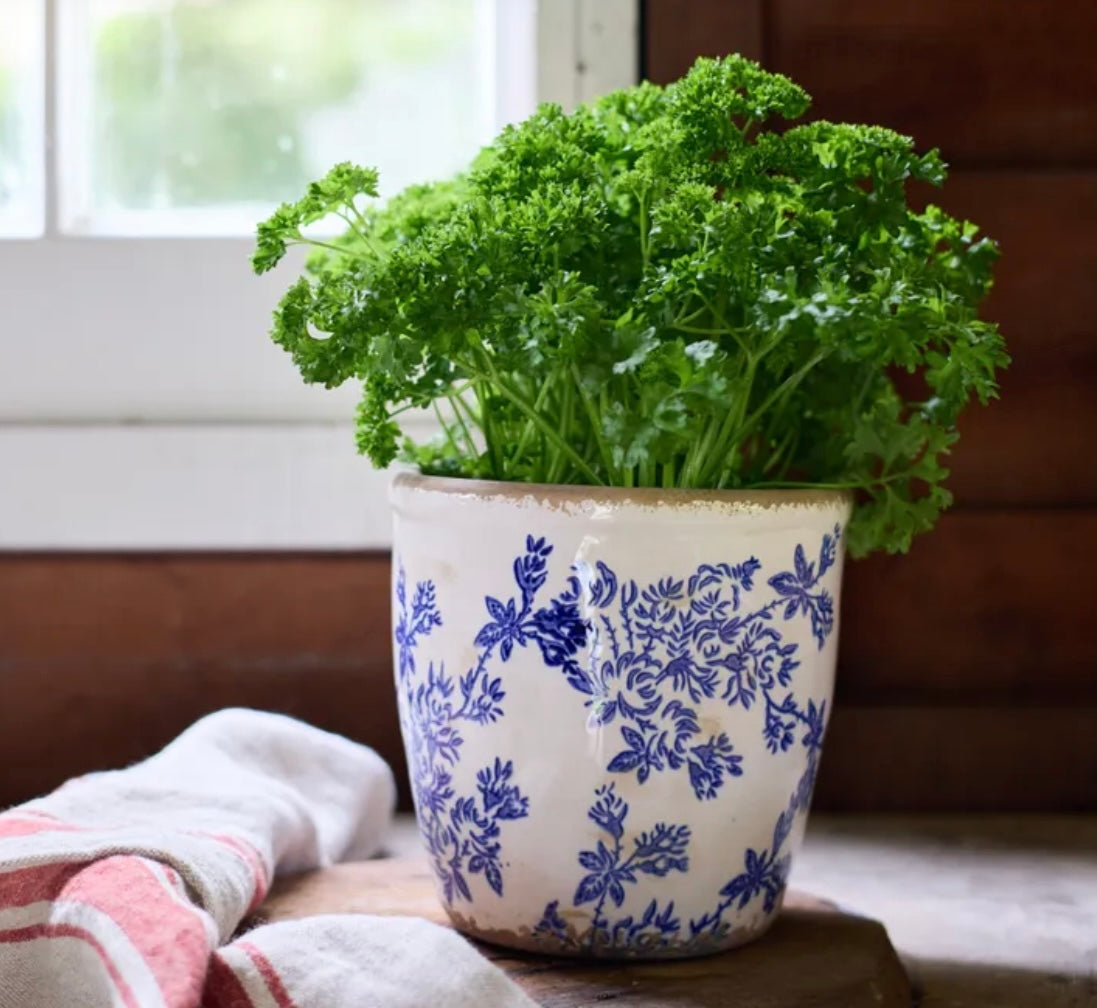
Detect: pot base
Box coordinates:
(446, 906, 776, 960)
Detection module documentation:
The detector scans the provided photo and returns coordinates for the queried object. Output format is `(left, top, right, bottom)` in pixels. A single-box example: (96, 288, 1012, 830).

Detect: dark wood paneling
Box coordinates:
(815, 706, 1097, 812)
(931, 174, 1097, 353)
(839, 512, 1097, 701)
(0, 554, 405, 810)
(767, 0, 1097, 167)
(644, 0, 763, 82)
(949, 353, 1097, 506)
(905, 173, 1097, 506)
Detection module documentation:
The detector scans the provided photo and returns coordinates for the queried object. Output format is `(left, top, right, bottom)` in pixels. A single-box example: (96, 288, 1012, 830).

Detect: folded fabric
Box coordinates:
(0, 709, 538, 1008)
(204, 915, 538, 1008)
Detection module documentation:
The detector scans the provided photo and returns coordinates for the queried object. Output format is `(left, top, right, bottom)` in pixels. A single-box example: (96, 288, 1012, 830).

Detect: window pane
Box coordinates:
(60, 0, 510, 236)
(0, 1, 44, 238)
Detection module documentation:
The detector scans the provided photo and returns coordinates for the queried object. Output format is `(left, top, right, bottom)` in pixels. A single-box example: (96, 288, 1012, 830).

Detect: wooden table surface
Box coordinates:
(258, 820, 917, 1008)
(792, 815, 1097, 1008)
(257, 815, 1097, 1007)
(260, 848, 911, 1008)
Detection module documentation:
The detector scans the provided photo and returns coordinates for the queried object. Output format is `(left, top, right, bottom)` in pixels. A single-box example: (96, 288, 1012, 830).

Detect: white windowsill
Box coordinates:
(0, 423, 406, 550)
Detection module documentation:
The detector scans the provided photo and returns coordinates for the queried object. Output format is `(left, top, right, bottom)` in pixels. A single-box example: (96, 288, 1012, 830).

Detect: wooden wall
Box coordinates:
(645, 0, 1097, 808)
(1, 0, 1094, 813)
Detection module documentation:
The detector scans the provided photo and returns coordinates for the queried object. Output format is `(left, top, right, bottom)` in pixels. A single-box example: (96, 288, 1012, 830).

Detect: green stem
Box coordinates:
(570, 364, 616, 482)
(287, 236, 358, 259)
(444, 391, 478, 458)
(473, 379, 502, 478)
(638, 192, 650, 272)
(678, 411, 721, 486)
(670, 324, 731, 337)
(547, 379, 574, 483)
(431, 400, 465, 458)
(760, 427, 797, 479)
(662, 456, 676, 488)
(735, 350, 830, 449)
(464, 349, 604, 485)
(697, 352, 758, 486)
(512, 377, 556, 468)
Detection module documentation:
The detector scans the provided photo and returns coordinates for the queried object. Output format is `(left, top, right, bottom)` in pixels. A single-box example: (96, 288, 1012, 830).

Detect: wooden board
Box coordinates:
(644, 0, 764, 77)
(839, 511, 1097, 699)
(257, 857, 912, 1008)
(816, 705, 1097, 812)
(646, 0, 1097, 166)
(768, 0, 1096, 168)
(911, 174, 1097, 507)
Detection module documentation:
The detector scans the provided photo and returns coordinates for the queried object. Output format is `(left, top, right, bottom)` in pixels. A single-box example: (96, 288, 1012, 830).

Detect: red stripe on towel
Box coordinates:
(0, 813, 86, 838)
(207, 834, 271, 911)
(239, 940, 298, 1008)
(0, 922, 143, 1008)
(0, 860, 81, 904)
(60, 856, 211, 1008)
(202, 952, 257, 1008)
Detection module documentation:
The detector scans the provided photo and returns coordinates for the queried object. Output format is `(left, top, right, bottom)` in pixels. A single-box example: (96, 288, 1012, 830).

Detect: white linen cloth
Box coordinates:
(0, 709, 538, 1008)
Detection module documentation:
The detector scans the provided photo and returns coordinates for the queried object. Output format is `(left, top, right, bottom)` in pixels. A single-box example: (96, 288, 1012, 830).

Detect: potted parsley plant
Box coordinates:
(253, 56, 1006, 959)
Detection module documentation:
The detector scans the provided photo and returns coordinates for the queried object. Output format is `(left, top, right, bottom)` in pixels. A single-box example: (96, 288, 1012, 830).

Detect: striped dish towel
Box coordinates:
(0, 709, 538, 1008)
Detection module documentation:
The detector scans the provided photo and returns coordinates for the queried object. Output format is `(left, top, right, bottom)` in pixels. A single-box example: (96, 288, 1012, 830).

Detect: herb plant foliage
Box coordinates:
(253, 56, 1007, 557)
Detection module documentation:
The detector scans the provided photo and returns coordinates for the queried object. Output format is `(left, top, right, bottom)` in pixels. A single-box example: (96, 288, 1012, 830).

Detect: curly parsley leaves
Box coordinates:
(253, 55, 1007, 557)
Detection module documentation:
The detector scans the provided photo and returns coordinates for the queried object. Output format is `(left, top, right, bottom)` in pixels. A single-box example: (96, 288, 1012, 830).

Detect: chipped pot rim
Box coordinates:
(390, 468, 853, 513)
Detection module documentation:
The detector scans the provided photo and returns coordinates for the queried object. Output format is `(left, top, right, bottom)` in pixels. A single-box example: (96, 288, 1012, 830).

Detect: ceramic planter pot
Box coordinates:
(391, 472, 851, 959)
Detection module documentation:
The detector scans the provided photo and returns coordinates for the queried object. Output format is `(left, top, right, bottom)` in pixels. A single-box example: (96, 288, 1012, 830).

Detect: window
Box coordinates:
(0, 1, 44, 236)
(56, 0, 502, 236)
(0, 0, 638, 547)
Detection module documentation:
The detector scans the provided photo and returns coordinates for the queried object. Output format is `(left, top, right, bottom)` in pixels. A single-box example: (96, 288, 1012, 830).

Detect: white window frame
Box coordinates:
(0, 0, 639, 549)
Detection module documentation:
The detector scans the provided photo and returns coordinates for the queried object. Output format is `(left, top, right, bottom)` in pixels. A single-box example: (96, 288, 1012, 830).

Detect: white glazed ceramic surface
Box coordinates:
(390, 472, 851, 959)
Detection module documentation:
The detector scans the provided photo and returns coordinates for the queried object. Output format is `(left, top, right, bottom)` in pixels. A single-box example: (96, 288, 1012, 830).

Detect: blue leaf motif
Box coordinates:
(539, 785, 692, 953)
(767, 571, 801, 596)
(793, 544, 815, 587)
(484, 861, 503, 897)
(607, 749, 642, 773)
(574, 873, 606, 906)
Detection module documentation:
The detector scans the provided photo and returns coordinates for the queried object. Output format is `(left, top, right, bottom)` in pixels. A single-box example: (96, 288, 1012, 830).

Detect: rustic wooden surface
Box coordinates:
(646, 0, 1097, 167)
(644, 0, 764, 72)
(255, 815, 1097, 1008)
(258, 853, 912, 1008)
(795, 816, 1097, 1007)
(764, 0, 1097, 167)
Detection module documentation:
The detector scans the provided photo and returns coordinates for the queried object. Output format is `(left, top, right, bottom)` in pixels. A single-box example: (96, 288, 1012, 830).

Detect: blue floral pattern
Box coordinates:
(475, 528, 840, 799)
(531, 754, 822, 955)
(533, 785, 689, 954)
(395, 526, 840, 953)
(688, 751, 821, 944)
(395, 567, 530, 903)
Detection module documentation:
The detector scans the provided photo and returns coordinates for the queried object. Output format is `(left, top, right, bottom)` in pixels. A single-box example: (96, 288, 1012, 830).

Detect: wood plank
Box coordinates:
(644, 0, 763, 83)
(904, 181, 1095, 505)
(766, 0, 1097, 167)
(815, 705, 1097, 812)
(258, 857, 912, 1007)
(0, 553, 405, 810)
(913, 173, 1097, 505)
(928, 174, 1097, 355)
(839, 511, 1097, 699)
